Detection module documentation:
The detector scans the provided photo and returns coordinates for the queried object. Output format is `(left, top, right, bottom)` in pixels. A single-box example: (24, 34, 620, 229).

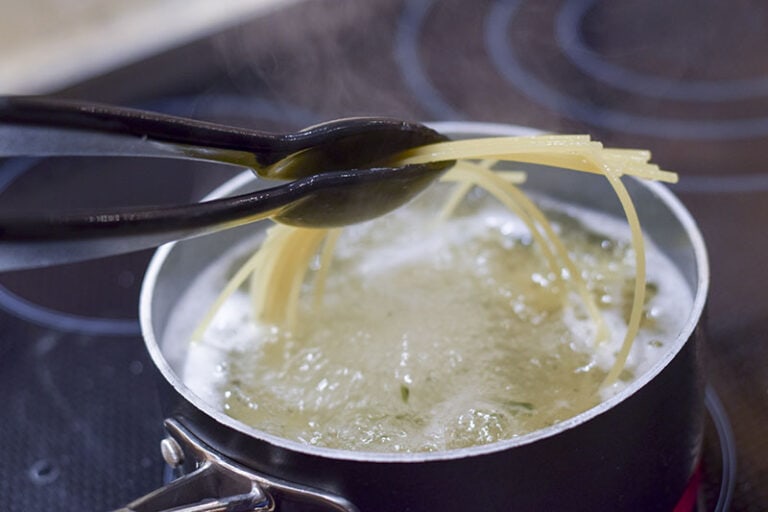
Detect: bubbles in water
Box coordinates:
(180, 190, 693, 453)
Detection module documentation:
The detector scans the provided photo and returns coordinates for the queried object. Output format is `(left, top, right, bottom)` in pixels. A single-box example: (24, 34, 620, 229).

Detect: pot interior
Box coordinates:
(140, 122, 709, 461)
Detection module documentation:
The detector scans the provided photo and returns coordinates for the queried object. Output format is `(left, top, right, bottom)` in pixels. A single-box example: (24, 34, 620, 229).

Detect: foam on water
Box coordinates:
(168, 187, 693, 452)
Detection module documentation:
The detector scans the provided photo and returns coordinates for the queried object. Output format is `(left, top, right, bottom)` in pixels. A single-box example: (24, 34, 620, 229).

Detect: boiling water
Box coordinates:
(171, 187, 693, 453)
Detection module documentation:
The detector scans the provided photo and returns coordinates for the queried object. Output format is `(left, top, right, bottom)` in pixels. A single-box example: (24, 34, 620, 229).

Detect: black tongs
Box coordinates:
(0, 96, 452, 271)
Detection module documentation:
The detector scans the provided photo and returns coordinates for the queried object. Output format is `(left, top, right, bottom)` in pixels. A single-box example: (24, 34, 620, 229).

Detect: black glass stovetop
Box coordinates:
(3, 1, 767, 510)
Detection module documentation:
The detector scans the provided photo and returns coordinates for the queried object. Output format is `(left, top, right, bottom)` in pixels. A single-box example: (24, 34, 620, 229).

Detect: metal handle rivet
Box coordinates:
(160, 437, 184, 467)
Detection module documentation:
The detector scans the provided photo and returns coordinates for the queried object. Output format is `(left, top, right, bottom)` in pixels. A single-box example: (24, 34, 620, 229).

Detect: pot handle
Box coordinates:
(115, 418, 358, 512)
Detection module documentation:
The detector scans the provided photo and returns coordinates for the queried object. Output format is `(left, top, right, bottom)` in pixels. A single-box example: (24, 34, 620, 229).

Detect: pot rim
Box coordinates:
(140, 121, 709, 463)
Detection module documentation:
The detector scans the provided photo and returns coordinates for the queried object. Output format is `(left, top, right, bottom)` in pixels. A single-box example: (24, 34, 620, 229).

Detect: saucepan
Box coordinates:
(132, 122, 709, 512)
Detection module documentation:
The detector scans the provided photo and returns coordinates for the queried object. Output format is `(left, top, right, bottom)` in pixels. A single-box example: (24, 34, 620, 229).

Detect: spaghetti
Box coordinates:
(189, 133, 684, 449)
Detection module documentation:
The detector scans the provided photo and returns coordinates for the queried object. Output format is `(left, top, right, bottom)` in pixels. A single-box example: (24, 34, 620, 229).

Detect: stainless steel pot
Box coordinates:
(130, 123, 709, 512)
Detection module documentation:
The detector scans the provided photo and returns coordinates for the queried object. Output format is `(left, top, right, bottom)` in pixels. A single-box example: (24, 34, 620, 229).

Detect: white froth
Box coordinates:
(168, 192, 693, 451)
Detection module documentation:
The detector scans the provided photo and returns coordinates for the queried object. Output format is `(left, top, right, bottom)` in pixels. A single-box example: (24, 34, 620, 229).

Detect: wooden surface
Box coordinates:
(0, 0, 293, 93)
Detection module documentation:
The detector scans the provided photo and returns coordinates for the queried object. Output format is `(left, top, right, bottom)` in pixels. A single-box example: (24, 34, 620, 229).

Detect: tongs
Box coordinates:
(0, 96, 452, 271)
